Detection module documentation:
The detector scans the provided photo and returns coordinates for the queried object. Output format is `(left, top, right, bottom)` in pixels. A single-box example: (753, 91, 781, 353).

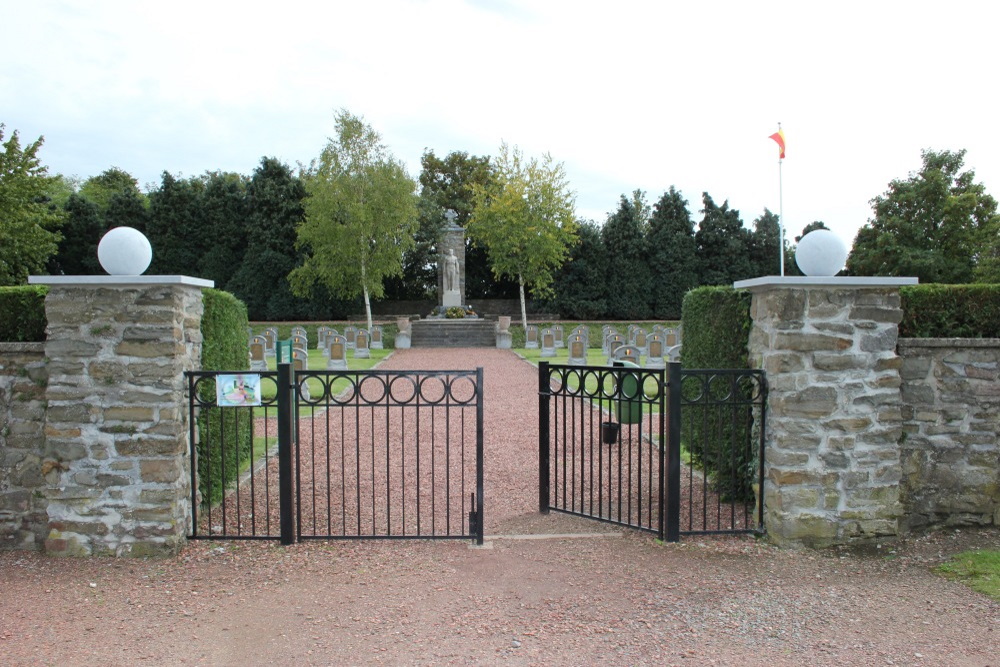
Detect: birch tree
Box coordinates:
(468, 142, 577, 329)
(290, 110, 418, 330)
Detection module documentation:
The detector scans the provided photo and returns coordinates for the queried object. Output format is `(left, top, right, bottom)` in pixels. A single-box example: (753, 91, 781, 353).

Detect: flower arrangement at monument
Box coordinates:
(429, 305, 478, 319)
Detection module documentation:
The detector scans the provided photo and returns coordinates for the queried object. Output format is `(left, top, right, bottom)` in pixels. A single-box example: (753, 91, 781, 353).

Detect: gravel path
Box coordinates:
(1, 348, 998, 665)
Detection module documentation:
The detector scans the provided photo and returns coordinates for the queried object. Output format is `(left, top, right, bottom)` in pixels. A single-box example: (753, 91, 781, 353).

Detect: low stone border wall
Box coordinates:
(899, 338, 1000, 530)
(0, 343, 48, 549)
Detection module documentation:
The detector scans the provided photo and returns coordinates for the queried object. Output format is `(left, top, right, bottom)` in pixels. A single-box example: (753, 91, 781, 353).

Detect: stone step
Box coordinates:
(410, 319, 496, 348)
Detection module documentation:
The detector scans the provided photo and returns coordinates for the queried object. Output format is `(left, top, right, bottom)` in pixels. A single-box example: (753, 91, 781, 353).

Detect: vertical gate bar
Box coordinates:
(444, 376, 448, 535)
(431, 405, 436, 535)
(415, 378, 421, 536)
(476, 367, 485, 545)
(277, 362, 296, 545)
(187, 374, 199, 537)
(757, 374, 768, 532)
(400, 379, 407, 536)
(538, 361, 550, 514)
(665, 362, 681, 542)
(657, 367, 666, 539)
(325, 386, 332, 535)
(264, 400, 271, 536)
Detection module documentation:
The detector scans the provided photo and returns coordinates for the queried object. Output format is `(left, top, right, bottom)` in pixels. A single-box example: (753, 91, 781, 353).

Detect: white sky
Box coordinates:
(4, 0, 998, 252)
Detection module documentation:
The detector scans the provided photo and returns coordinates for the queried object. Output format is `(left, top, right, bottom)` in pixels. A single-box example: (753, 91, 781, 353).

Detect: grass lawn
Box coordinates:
(936, 550, 1000, 601)
(258, 347, 394, 401)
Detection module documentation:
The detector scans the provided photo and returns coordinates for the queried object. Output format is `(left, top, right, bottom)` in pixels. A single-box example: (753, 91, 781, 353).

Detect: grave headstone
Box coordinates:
(612, 344, 642, 366)
(354, 329, 370, 359)
(370, 325, 384, 350)
(344, 326, 358, 350)
(317, 326, 332, 351)
(249, 335, 268, 371)
(525, 325, 539, 349)
(540, 329, 556, 357)
(292, 348, 310, 400)
(605, 333, 625, 361)
(666, 344, 682, 362)
(263, 328, 277, 358)
(567, 334, 588, 366)
(326, 335, 348, 370)
(645, 336, 665, 368)
(291, 334, 308, 352)
(632, 328, 648, 355)
(664, 327, 679, 347)
(552, 325, 565, 348)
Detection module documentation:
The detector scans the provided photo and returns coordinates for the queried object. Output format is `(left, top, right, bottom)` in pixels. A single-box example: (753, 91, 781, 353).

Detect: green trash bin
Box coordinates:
(276, 339, 292, 364)
(614, 360, 643, 424)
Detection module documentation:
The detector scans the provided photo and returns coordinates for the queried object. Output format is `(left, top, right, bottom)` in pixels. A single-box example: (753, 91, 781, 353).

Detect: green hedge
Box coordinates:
(680, 286, 752, 370)
(198, 289, 252, 506)
(900, 284, 1000, 338)
(680, 286, 755, 501)
(0, 286, 48, 342)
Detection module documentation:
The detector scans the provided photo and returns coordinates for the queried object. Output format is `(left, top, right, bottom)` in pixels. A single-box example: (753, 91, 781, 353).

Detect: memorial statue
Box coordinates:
(443, 248, 459, 292)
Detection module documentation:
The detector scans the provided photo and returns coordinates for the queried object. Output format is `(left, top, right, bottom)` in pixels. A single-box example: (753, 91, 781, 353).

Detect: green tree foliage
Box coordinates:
(601, 190, 652, 319)
(146, 172, 204, 274)
(413, 149, 518, 300)
(227, 157, 311, 320)
(549, 219, 608, 318)
(198, 171, 249, 290)
(695, 193, 753, 286)
(0, 124, 64, 285)
(104, 188, 149, 233)
(49, 194, 104, 275)
(847, 149, 1000, 282)
(468, 142, 578, 328)
(647, 187, 698, 319)
(747, 208, 784, 278)
(290, 110, 419, 330)
(79, 167, 145, 213)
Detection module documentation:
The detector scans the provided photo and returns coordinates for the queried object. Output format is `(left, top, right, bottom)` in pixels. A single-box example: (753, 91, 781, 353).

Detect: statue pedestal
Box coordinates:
(441, 290, 462, 308)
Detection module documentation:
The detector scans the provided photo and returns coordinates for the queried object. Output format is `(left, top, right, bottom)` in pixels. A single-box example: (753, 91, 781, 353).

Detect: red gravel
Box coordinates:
(1, 348, 998, 665)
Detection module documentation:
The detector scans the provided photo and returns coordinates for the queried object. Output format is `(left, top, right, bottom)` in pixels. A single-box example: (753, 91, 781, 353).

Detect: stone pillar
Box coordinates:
(736, 276, 916, 548)
(438, 221, 466, 307)
(29, 276, 212, 556)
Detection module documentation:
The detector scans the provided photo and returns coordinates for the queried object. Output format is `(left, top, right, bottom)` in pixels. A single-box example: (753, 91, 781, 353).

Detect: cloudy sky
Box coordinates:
(4, 0, 998, 255)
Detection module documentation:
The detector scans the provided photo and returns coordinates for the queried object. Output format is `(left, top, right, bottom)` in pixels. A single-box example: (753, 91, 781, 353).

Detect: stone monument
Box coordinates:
(438, 210, 466, 307)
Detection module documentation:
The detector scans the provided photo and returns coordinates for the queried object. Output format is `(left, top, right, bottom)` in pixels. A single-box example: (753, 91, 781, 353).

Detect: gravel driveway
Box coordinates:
(1, 348, 998, 665)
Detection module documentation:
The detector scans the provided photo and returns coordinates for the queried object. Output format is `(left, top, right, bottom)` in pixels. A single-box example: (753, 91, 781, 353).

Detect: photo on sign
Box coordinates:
(216, 374, 262, 407)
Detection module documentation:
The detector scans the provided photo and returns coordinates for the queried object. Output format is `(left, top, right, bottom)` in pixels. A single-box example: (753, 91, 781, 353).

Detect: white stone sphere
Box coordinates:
(98, 227, 153, 275)
(795, 229, 847, 277)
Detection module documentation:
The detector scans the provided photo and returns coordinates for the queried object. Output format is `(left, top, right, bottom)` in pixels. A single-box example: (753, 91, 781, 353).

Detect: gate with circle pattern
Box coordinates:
(538, 361, 766, 541)
(186, 365, 484, 545)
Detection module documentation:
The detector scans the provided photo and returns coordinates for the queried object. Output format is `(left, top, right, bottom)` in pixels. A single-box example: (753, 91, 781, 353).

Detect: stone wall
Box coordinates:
(898, 338, 1000, 530)
(37, 279, 207, 557)
(0, 343, 48, 549)
(745, 283, 907, 547)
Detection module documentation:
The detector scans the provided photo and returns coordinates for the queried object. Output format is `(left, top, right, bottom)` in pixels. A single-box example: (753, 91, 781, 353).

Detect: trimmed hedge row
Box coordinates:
(0, 286, 48, 342)
(197, 289, 253, 507)
(679, 286, 753, 370)
(679, 286, 755, 502)
(900, 284, 1000, 338)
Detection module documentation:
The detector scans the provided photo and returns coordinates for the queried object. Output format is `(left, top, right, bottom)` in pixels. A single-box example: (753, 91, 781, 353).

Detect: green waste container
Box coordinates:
(276, 339, 292, 364)
(614, 360, 643, 424)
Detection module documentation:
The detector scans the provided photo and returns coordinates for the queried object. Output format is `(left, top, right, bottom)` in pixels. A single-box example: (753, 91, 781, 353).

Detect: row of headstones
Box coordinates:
(526, 324, 682, 368)
(248, 325, 385, 372)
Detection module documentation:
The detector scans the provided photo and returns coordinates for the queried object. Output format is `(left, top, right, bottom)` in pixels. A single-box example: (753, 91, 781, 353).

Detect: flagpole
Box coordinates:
(778, 149, 785, 276)
(777, 121, 785, 277)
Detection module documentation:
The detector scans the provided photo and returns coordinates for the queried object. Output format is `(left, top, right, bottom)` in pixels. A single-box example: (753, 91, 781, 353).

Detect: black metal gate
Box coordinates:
(538, 361, 766, 541)
(186, 364, 484, 545)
